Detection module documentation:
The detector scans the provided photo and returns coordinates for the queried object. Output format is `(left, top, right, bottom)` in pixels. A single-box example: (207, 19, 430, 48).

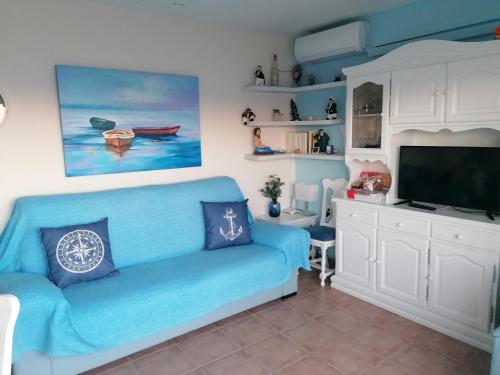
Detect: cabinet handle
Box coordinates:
(375, 259, 382, 264)
(350, 213, 358, 218)
(396, 222, 404, 228)
(454, 234, 464, 240)
(427, 275, 434, 280)
(367, 257, 376, 262)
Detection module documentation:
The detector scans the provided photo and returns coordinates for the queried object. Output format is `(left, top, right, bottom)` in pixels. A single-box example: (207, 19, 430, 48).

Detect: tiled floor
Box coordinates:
(82, 270, 491, 375)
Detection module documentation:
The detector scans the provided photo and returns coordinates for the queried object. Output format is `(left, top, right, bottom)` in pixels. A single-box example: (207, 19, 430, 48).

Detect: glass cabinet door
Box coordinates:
(351, 82, 383, 150)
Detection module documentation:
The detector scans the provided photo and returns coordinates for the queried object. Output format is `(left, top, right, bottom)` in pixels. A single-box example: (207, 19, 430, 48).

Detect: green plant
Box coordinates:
(260, 174, 285, 202)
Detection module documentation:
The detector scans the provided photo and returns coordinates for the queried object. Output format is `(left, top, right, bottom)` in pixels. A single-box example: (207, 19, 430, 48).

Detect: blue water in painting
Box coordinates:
(60, 107, 201, 177)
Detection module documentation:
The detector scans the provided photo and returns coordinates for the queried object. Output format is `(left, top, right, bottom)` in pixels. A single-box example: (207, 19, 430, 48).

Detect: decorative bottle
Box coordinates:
(270, 54, 279, 87)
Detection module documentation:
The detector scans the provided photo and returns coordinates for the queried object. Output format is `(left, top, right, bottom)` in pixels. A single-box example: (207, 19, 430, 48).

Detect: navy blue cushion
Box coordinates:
(201, 200, 252, 250)
(306, 225, 336, 242)
(40, 218, 118, 288)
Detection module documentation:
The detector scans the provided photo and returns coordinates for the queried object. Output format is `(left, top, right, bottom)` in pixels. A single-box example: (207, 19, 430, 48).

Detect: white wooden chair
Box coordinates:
(0, 295, 20, 375)
(307, 178, 348, 287)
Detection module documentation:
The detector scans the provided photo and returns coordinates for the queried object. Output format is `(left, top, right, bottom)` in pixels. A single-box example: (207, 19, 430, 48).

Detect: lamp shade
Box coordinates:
(294, 182, 319, 202)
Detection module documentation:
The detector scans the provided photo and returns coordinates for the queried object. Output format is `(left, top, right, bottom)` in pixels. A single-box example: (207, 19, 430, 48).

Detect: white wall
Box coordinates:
(0, 0, 295, 229)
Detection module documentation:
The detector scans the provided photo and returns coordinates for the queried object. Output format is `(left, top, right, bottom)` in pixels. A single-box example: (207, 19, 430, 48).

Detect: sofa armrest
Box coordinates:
(251, 221, 310, 271)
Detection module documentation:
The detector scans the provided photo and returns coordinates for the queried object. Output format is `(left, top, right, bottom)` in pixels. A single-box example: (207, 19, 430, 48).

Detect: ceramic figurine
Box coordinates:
(292, 64, 302, 87)
(307, 74, 316, 86)
(334, 74, 342, 82)
(270, 54, 279, 87)
(255, 66, 265, 86)
(313, 129, 330, 153)
(290, 99, 301, 121)
(241, 108, 256, 125)
(253, 127, 274, 155)
(325, 97, 337, 120)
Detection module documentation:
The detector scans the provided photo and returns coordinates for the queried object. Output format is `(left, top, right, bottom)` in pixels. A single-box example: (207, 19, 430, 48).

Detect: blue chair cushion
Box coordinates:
(40, 218, 118, 288)
(201, 200, 252, 250)
(306, 225, 336, 242)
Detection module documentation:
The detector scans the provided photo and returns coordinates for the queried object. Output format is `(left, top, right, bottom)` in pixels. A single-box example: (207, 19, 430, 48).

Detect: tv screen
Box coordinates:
(398, 146, 500, 212)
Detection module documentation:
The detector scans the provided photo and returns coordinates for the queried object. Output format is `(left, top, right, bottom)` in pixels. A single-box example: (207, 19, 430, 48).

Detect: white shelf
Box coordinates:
(243, 81, 346, 93)
(245, 119, 344, 127)
(244, 153, 345, 161)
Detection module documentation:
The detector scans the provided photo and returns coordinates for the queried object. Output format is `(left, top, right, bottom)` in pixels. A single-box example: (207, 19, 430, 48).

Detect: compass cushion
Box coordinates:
(40, 218, 118, 288)
(201, 200, 252, 250)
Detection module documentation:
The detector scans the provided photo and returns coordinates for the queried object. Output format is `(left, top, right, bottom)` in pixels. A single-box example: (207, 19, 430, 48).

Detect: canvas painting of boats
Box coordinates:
(56, 65, 201, 177)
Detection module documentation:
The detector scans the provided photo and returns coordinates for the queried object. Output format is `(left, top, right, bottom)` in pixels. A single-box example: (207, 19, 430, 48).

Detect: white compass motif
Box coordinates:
(56, 230, 105, 273)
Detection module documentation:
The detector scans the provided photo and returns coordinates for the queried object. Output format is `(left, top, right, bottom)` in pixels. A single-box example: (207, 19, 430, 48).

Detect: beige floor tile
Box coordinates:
(417, 331, 483, 365)
(461, 351, 492, 375)
(100, 363, 138, 375)
(277, 355, 342, 375)
(288, 293, 338, 317)
(222, 316, 276, 347)
(297, 277, 321, 294)
(202, 350, 271, 375)
(316, 337, 383, 375)
(284, 320, 339, 351)
(214, 311, 252, 327)
(249, 299, 283, 314)
(127, 339, 176, 360)
(131, 345, 196, 375)
(342, 298, 394, 323)
(178, 330, 241, 366)
(246, 334, 307, 370)
(316, 287, 360, 306)
(360, 361, 413, 375)
(352, 324, 412, 357)
(256, 304, 308, 331)
(81, 357, 130, 375)
(375, 313, 433, 340)
(314, 307, 368, 335)
(391, 344, 460, 375)
(174, 324, 217, 344)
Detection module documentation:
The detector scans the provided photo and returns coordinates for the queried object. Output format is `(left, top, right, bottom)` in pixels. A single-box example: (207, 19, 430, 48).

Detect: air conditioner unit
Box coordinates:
(294, 21, 368, 63)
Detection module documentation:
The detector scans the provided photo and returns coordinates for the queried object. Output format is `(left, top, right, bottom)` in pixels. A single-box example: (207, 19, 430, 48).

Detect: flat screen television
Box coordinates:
(398, 146, 500, 214)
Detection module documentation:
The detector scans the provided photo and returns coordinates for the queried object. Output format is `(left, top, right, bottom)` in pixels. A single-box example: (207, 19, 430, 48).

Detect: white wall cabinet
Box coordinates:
(446, 54, 500, 123)
(377, 229, 429, 308)
(335, 218, 376, 289)
(428, 241, 496, 332)
(390, 64, 446, 124)
(332, 198, 500, 351)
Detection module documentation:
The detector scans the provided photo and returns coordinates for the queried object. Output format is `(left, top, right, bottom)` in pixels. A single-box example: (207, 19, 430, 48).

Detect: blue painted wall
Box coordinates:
(294, 0, 500, 215)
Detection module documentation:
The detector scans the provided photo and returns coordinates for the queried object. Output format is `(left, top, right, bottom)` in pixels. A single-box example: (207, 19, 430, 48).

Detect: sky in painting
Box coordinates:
(56, 65, 199, 112)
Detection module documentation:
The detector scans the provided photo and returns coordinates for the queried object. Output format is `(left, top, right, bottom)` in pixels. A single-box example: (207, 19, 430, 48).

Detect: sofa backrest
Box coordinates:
(0, 177, 250, 276)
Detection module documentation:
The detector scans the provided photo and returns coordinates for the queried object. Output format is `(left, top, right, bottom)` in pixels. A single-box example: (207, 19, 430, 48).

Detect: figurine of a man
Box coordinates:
(326, 97, 337, 120)
(255, 66, 265, 86)
(241, 108, 256, 125)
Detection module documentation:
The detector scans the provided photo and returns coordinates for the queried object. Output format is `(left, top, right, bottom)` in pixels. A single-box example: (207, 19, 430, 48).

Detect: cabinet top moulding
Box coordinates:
(246, 119, 344, 127)
(245, 153, 345, 161)
(242, 81, 346, 93)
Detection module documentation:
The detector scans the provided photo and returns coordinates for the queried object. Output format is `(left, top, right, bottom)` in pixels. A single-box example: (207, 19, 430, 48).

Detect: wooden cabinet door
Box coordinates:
(428, 242, 495, 332)
(390, 64, 446, 124)
(377, 229, 429, 308)
(446, 54, 500, 123)
(335, 218, 376, 289)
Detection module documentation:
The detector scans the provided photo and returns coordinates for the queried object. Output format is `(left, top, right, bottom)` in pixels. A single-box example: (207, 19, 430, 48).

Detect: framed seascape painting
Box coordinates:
(56, 65, 201, 177)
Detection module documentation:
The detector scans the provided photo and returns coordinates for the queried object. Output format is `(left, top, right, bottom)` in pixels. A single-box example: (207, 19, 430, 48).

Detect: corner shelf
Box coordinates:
(245, 119, 344, 127)
(244, 153, 345, 161)
(242, 81, 346, 93)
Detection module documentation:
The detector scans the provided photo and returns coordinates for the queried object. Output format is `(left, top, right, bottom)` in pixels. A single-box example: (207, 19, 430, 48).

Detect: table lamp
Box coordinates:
(294, 182, 319, 216)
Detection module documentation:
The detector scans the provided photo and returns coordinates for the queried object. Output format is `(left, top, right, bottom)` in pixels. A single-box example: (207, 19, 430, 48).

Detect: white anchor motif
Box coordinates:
(219, 207, 243, 241)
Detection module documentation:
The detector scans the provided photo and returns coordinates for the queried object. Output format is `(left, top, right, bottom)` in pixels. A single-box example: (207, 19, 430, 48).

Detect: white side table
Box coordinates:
(255, 211, 317, 228)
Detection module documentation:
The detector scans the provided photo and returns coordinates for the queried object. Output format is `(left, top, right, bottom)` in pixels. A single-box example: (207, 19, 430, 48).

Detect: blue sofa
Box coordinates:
(0, 177, 310, 375)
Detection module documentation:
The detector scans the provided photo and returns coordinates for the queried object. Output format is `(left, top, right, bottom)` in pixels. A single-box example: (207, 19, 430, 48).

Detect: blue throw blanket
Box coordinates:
(0, 177, 310, 361)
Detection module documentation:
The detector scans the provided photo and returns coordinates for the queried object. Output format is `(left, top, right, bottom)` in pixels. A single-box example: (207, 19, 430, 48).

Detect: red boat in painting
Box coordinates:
(132, 125, 180, 136)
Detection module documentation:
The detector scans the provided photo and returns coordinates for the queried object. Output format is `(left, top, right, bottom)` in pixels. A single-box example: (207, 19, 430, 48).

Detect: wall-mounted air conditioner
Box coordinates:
(294, 21, 368, 63)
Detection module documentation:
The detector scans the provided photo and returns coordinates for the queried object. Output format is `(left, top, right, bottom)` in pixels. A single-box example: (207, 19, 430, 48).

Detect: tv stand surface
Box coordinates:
(393, 200, 436, 211)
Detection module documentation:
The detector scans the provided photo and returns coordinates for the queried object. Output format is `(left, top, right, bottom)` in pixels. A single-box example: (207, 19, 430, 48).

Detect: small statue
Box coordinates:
(290, 99, 301, 121)
(334, 74, 342, 82)
(255, 66, 265, 86)
(325, 97, 337, 120)
(292, 64, 302, 87)
(253, 127, 274, 155)
(307, 74, 316, 86)
(313, 129, 330, 153)
(241, 108, 256, 125)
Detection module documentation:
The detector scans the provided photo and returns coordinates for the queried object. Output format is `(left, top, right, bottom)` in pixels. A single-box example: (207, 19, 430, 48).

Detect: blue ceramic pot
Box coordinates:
(268, 199, 281, 217)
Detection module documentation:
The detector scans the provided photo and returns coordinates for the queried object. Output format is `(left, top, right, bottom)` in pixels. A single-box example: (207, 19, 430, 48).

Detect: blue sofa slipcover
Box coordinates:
(0, 177, 310, 375)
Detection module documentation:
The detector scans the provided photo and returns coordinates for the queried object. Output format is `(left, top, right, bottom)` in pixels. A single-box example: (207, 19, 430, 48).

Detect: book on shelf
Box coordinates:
(286, 131, 322, 154)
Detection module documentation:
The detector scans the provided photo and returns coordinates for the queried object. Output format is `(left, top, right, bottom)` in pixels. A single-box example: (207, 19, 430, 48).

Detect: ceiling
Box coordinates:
(85, 0, 418, 36)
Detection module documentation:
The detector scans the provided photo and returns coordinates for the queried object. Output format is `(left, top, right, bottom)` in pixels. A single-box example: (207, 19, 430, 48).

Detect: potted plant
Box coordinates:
(260, 174, 285, 217)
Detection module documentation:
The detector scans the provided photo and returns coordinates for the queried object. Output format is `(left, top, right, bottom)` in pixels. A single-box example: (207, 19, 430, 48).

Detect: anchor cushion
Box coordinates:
(201, 200, 252, 250)
(40, 218, 118, 288)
